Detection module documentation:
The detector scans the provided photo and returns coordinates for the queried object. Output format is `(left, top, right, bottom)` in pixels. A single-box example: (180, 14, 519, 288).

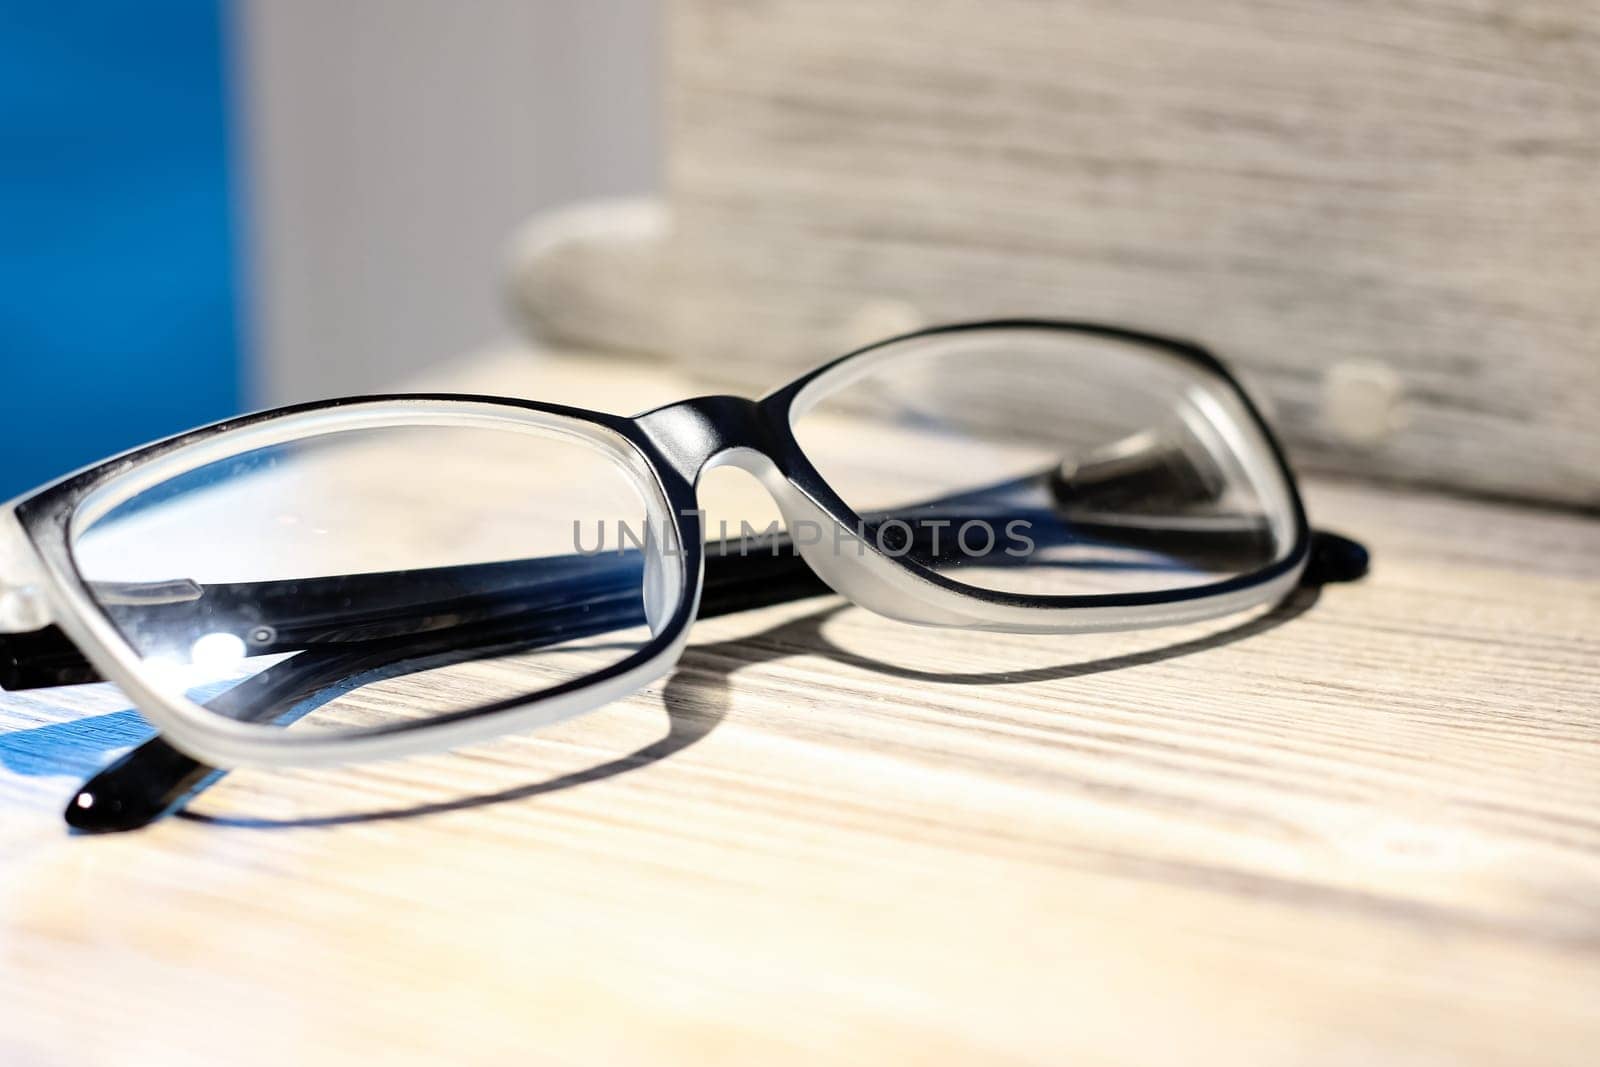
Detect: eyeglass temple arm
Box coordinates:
(5, 439, 1368, 692)
(61, 517, 1365, 836)
(57, 467, 1366, 835)
(0, 510, 1172, 692)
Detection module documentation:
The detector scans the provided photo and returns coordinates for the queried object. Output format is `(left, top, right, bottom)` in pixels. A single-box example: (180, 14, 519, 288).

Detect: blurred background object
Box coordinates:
(650, 0, 1600, 508)
(240, 0, 659, 403)
(5, 0, 1596, 507)
(0, 1, 239, 499)
(0, 0, 659, 498)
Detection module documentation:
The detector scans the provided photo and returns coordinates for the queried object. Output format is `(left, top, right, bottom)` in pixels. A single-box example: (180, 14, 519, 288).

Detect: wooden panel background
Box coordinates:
(662, 0, 1600, 507)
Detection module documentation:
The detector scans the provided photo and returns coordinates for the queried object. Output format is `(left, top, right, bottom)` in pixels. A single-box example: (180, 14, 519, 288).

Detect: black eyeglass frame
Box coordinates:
(1, 319, 1319, 771)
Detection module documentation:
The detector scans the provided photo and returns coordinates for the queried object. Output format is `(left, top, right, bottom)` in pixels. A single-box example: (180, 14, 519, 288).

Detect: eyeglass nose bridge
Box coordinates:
(631, 391, 832, 560)
(633, 393, 1006, 629)
(633, 393, 848, 541)
(633, 394, 776, 482)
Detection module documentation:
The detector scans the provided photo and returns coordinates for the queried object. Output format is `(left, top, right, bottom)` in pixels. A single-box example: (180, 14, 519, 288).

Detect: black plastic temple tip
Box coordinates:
(1302, 530, 1369, 586)
(65, 737, 212, 834)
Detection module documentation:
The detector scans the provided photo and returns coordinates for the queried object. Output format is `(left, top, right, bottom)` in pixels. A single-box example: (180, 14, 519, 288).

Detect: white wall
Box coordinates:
(236, 0, 660, 404)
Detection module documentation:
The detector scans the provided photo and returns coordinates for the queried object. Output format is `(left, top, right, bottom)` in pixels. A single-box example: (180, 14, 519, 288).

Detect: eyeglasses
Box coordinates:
(0, 320, 1365, 830)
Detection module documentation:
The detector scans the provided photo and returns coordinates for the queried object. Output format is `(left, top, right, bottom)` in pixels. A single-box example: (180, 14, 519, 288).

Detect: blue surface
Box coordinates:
(0, 0, 242, 499)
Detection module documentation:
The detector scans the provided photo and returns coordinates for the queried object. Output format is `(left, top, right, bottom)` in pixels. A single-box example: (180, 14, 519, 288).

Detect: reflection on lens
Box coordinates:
(70, 411, 677, 737)
(789, 327, 1295, 598)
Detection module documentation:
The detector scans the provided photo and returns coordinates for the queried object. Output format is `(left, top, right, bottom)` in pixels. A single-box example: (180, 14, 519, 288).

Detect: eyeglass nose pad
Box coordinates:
(640, 525, 671, 637)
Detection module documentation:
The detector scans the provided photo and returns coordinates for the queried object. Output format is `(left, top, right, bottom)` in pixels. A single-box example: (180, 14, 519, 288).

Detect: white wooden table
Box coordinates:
(1, 347, 1596, 1066)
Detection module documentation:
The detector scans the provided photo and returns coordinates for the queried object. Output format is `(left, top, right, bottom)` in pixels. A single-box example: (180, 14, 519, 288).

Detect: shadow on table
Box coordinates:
(0, 674, 281, 780)
(0, 709, 153, 779)
(173, 585, 1322, 831)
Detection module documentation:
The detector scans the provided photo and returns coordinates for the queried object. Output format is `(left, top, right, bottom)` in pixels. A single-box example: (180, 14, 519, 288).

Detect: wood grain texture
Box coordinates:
(1, 349, 1597, 1066)
(664, 0, 1600, 507)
